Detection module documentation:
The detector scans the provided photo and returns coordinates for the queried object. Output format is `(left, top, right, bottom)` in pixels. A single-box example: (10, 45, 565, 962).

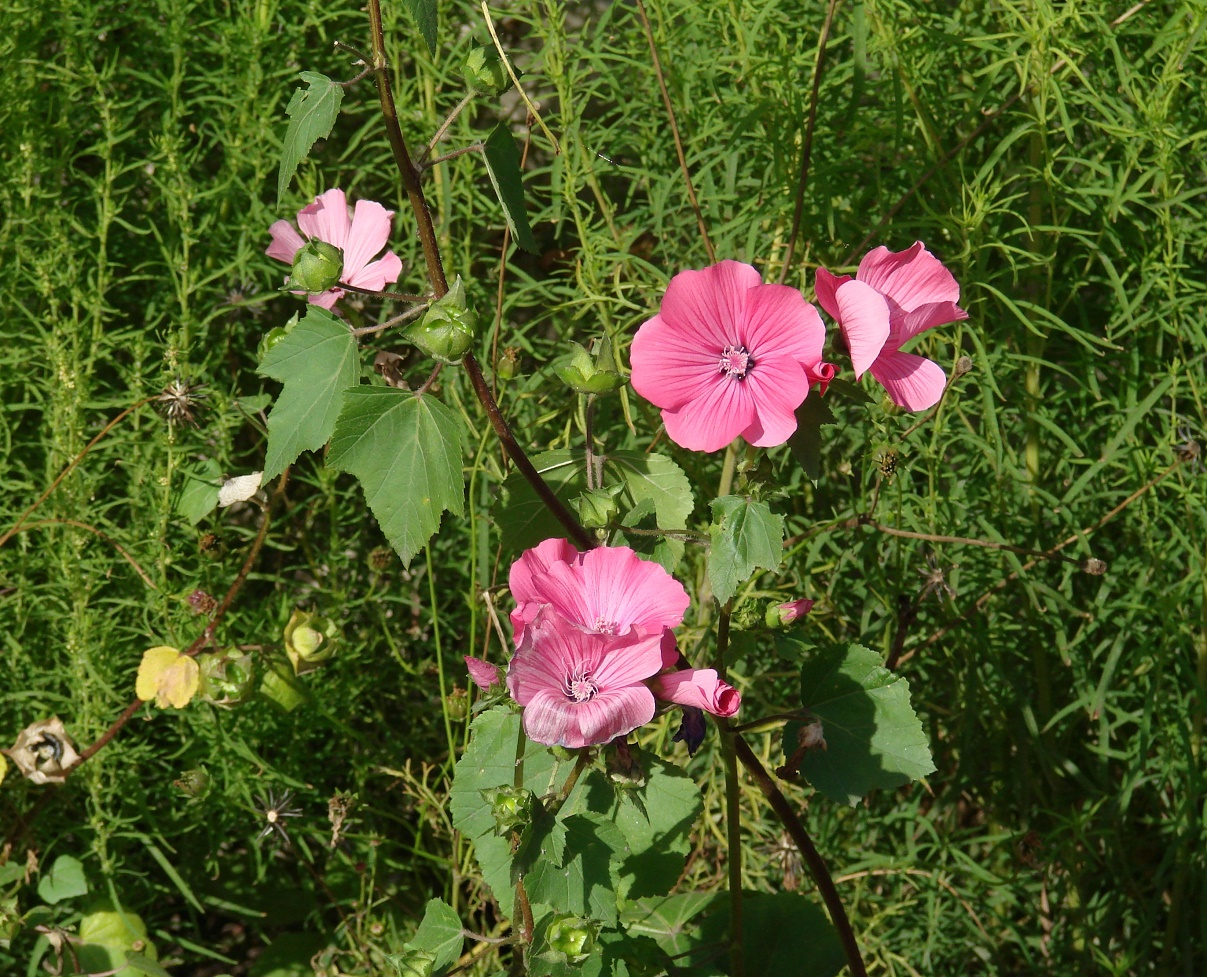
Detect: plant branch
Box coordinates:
(420, 92, 476, 165)
(779, 0, 841, 283)
(21, 519, 158, 590)
(339, 282, 429, 302)
(350, 301, 430, 337)
(730, 733, 868, 977)
(853, 516, 1098, 570)
(634, 0, 715, 263)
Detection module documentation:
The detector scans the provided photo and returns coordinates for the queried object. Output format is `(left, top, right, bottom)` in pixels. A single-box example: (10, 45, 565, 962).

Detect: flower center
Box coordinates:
(718, 344, 753, 379)
(562, 664, 599, 703)
(592, 616, 619, 635)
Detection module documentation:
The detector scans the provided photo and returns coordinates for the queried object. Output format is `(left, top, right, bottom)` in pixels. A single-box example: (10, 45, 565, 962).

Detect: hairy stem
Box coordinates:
(713, 607, 745, 977)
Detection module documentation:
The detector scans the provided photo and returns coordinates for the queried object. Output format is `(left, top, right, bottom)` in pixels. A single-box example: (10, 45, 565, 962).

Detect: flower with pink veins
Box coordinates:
(508, 540, 690, 650)
(815, 242, 968, 411)
(630, 260, 832, 453)
(507, 614, 666, 748)
(266, 188, 403, 310)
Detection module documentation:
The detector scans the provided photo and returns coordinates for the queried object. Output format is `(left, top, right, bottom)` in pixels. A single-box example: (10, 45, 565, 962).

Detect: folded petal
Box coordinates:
(894, 300, 968, 345)
(857, 242, 961, 312)
(835, 279, 892, 379)
(297, 188, 351, 249)
(509, 539, 580, 643)
(658, 260, 762, 350)
(813, 266, 849, 321)
(575, 685, 656, 745)
(266, 220, 306, 263)
(465, 656, 501, 690)
(650, 668, 741, 717)
(343, 199, 395, 275)
(869, 349, 947, 411)
(806, 359, 837, 394)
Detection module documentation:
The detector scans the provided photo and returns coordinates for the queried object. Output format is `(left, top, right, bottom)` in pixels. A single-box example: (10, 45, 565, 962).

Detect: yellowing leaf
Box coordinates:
(136, 647, 200, 709)
(0, 752, 7, 787)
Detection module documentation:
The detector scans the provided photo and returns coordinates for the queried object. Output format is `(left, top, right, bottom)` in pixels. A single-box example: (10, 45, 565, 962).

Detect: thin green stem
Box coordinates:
(714, 606, 745, 977)
(427, 544, 457, 765)
(717, 441, 739, 499)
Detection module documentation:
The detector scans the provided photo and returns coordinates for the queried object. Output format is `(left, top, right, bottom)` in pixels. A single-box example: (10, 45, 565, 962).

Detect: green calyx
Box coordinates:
(573, 484, 624, 529)
(284, 609, 341, 675)
(404, 276, 480, 364)
(544, 913, 598, 963)
(463, 45, 513, 96)
(554, 338, 625, 394)
(284, 240, 344, 294)
(480, 784, 536, 836)
(196, 651, 257, 707)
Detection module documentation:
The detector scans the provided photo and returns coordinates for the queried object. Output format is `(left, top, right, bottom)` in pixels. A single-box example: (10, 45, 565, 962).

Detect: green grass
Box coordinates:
(2, 0, 1206, 974)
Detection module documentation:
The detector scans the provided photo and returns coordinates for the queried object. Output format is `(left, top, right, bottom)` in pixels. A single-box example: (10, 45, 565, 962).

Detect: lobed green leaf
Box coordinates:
(277, 72, 343, 201)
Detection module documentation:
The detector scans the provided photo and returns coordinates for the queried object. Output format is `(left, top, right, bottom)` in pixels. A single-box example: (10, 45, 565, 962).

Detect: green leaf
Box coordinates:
(277, 72, 343, 201)
(449, 708, 570, 919)
(124, 951, 172, 977)
(175, 458, 222, 525)
(36, 855, 87, 904)
(786, 393, 837, 481)
(258, 307, 359, 479)
(404, 0, 438, 55)
(707, 496, 784, 605)
(76, 906, 156, 975)
(524, 809, 626, 925)
(696, 892, 844, 977)
(327, 388, 467, 567)
(621, 893, 719, 959)
(610, 756, 701, 901)
(482, 122, 538, 253)
(607, 451, 694, 530)
(404, 898, 463, 973)
(785, 642, 936, 806)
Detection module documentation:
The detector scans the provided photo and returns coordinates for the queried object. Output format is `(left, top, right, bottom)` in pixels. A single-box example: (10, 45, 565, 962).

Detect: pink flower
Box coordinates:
(778, 598, 814, 624)
(815, 242, 967, 411)
(266, 188, 403, 309)
(464, 656, 502, 691)
(649, 668, 741, 718)
(508, 540, 690, 651)
(506, 614, 665, 748)
(630, 260, 832, 453)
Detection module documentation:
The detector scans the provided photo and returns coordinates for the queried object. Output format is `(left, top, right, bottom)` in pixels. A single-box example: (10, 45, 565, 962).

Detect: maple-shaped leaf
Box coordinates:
(258, 307, 360, 479)
(327, 387, 467, 567)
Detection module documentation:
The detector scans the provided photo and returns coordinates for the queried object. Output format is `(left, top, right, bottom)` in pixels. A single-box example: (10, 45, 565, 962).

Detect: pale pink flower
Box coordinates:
(508, 540, 689, 651)
(507, 614, 665, 748)
(649, 668, 740, 718)
(464, 656, 502, 691)
(815, 242, 967, 411)
(630, 260, 832, 453)
(778, 598, 814, 624)
(266, 188, 403, 309)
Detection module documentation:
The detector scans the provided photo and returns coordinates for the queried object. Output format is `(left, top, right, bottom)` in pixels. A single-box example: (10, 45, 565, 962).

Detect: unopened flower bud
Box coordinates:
(954, 355, 973, 378)
(173, 766, 211, 799)
(497, 346, 521, 380)
(284, 240, 344, 294)
(544, 913, 598, 963)
(395, 949, 436, 977)
(481, 785, 536, 836)
(258, 327, 289, 359)
(555, 340, 625, 395)
(259, 661, 308, 712)
(405, 276, 479, 364)
(197, 652, 256, 707)
(572, 485, 623, 529)
(766, 598, 814, 628)
(465, 655, 502, 691)
(463, 45, 514, 96)
(1082, 557, 1107, 576)
(445, 688, 469, 721)
(187, 589, 217, 615)
(284, 610, 340, 675)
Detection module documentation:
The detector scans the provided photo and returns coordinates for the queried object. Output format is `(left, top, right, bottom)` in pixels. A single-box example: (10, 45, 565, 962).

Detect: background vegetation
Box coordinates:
(1, 0, 1205, 973)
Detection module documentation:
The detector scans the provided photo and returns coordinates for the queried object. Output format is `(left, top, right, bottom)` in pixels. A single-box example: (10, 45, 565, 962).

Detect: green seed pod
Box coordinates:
(445, 688, 469, 722)
(480, 784, 536, 836)
(284, 240, 344, 294)
(463, 45, 513, 96)
(572, 485, 623, 530)
(497, 346, 521, 380)
(554, 340, 625, 394)
(393, 948, 436, 977)
(173, 766, 211, 799)
(404, 276, 480, 364)
(544, 913, 598, 963)
(259, 662, 307, 712)
(197, 651, 257, 707)
(284, 609, 341, 675)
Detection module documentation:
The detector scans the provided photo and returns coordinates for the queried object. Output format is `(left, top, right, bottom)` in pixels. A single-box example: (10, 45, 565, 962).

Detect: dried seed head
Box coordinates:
(877, 449, 899, 479)
(156, 377, 206, 427)
(953, 355, 973, 378)
(1081, 558, 1107, 576)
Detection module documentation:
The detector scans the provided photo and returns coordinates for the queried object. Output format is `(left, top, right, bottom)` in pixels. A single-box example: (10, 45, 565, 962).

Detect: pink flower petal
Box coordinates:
(650, 668, 741, 717)
(266, 220, 305, 263)
(868, 350, 947, 411)
(297, 188, 351, 250)
(660, 373, 757, 453)
(806, 359, 837, 394)
(739, 284, 825, 365)
(658, 261, 762, 349)
(813, 266, 850, 321)
(344, 251, 403, 293)
(835, 279, 892, 379)
(589, 631, 666, 689)
(465, 656, 501, 690)
(342, 199, 395, 275)
(308, 289, 343, 310)
(894, 300, 968, 346)
(631, 313, 727, 411)
(575, 686, 656, 744)
(660, 631, 682, 669)
(856, 242, 961, 312)
(509, 539, 582, 644)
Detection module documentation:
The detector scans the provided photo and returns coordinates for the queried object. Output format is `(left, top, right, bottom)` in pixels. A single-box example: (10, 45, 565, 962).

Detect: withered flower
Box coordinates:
(2, 717, 81, 784)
